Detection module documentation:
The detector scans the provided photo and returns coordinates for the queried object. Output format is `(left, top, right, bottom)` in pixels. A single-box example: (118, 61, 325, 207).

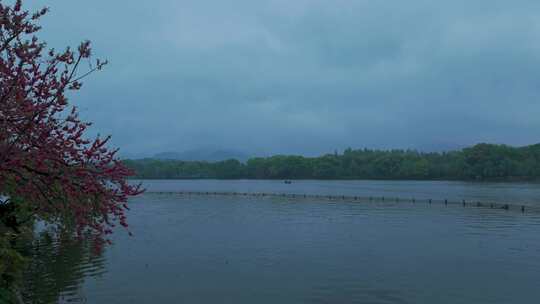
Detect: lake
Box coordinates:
(23, 180, 540, 303)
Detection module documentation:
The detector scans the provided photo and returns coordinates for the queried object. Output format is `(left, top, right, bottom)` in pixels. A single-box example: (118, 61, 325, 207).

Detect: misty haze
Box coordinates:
(1, 1, 540, 304)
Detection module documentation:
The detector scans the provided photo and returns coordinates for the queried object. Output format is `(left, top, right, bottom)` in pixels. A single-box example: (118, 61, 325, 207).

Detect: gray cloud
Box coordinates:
(27, 0, 540, 157)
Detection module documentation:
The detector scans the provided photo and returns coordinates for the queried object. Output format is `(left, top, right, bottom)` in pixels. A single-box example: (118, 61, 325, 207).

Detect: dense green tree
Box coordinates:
(125, 143, 540, 182)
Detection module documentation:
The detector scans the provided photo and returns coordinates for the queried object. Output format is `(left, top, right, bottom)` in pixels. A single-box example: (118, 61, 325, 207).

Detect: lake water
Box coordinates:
(23, 180, 540, 304)
(139, 179, 540, 207)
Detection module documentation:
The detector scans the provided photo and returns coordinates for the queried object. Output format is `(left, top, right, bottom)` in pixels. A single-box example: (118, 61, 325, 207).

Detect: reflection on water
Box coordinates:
(22, 181, 540, 304)
(22, 232, 106, 304)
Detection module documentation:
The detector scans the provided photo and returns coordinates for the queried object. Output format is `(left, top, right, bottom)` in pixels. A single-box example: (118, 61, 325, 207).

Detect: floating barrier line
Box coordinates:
(144, 191, 539, 214)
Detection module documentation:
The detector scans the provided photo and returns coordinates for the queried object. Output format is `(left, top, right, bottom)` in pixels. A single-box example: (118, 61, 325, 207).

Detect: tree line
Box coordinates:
(124, 143, 540, 181)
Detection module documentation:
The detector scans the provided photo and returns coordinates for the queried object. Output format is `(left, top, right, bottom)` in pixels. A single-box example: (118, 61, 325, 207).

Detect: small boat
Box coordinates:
(284, 180, 292, 184)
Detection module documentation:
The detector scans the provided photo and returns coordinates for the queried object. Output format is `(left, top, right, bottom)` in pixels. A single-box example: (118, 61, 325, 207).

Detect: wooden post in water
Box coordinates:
(522, 205, 525, 213)
(445, 199, 448, 206)
(429, 199, 432, 204)
(462, 200, 466, 207)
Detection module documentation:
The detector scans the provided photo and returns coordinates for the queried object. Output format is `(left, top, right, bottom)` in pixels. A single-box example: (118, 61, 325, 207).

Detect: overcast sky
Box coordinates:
(27, 0, 540, 157)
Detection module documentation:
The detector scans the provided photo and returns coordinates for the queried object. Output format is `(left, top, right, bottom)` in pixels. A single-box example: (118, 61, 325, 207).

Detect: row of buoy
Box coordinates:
(149, 191, 531, 213)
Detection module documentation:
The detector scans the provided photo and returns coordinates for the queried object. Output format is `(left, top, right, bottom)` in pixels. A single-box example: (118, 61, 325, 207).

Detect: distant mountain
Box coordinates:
(153, 149, 250, 162)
